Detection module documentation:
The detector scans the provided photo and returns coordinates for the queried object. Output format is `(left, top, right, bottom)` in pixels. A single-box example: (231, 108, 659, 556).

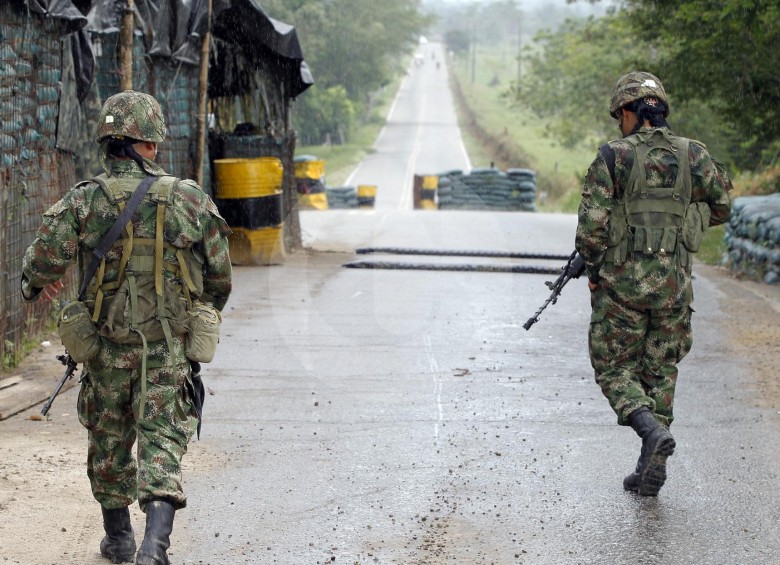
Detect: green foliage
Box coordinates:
(511, 16, 634, 148)
(623, 0, 780, 167)
(291, 85, 356, 146)
(697, 224, 728, 266)
(263, 0, 432, 113)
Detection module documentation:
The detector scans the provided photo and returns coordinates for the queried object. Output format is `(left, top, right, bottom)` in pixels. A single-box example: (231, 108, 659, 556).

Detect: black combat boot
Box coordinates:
(135, 500, 176, 565)
(100, 506, 136, 563)
(623, 407, 676, 496)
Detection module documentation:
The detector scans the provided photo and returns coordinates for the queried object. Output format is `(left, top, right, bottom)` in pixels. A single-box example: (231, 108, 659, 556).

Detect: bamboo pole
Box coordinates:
(195, 0, 213, 187)
(119, 0, 134, 91)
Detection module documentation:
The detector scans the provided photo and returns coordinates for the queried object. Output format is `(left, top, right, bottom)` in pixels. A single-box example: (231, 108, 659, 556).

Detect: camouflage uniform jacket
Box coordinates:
(22, 158, 232, 369)
(575, 126, 731, 311)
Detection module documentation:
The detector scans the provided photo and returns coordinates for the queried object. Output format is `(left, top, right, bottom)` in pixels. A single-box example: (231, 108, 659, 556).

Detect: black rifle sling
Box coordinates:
(78, 174, 157, 301)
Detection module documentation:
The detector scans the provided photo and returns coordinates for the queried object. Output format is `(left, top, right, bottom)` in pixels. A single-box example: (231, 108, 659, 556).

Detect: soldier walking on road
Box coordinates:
(21, 91, 232, 563)
(575, 72, 732, 496)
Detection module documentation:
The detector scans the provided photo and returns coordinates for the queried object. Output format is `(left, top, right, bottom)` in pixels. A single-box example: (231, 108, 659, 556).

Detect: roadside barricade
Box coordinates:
(725, 192, 780, 284)
(214, 157, 285, 265)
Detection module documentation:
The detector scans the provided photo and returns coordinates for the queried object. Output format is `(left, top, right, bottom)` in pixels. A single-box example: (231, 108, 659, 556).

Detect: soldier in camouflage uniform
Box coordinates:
(575, 72, 731, 496)
(21, 91, 232, 563)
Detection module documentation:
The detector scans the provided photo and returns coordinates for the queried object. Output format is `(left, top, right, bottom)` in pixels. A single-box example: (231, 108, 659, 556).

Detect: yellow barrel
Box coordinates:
(299, 192, 329, 210)
(357, 185, 377, 208)
(422, 175, 438, 189)
(294, 159, 325, 180)
(214, 157, 283, 199)
(228, 226, 285, 266)
(420, 199, 437, 210)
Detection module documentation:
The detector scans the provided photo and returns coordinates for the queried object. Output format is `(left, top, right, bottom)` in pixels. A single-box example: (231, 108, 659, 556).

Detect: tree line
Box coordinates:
(260, 0, 432, 145)
(510, 0, 779, 173)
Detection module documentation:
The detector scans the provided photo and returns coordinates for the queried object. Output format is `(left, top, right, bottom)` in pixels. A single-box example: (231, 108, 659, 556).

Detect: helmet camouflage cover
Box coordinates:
(609, 71, 669, 119)
(96, 90, 167, 143)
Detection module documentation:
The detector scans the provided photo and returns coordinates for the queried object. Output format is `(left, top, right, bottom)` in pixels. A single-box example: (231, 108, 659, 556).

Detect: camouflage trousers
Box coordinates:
(77, 361, 198, 511)
(588, 288, 693, 428)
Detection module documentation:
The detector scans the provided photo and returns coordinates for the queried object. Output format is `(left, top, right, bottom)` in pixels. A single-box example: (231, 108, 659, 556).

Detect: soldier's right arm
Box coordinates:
(689, 142, 732, 227)
(22, 193, 81, 300)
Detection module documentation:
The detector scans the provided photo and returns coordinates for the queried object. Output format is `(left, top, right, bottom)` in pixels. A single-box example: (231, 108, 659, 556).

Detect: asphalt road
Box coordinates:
(0, 42, 778, 565)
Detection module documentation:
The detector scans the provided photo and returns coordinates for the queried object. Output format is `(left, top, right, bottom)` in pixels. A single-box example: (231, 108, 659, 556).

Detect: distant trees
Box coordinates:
(511, 0, 780, 170)
(262, 0, 432, 145)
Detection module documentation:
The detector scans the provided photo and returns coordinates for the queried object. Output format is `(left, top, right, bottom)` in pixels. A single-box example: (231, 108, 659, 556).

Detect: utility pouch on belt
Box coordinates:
(681, 201, 711, 253)
(58, 301, 101, 362)
(185, 301, 222, 363)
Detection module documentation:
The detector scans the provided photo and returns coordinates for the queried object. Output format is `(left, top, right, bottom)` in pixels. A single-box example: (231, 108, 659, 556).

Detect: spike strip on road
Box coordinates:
(342, 261, 562, 275)
(355, 247, 571, 260)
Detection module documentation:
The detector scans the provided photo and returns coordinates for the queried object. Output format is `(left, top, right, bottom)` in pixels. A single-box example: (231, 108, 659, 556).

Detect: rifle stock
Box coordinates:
(40, 354, 78, 417)
(523, 251, 586, 330)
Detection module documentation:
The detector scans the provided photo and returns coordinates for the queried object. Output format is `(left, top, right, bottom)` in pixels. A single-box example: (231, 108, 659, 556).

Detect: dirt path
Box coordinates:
(699, 264, 780, 416)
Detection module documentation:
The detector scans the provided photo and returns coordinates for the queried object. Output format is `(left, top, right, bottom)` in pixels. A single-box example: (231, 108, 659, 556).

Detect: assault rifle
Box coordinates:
(40, 354, 78, 417)
(523, 251, 586, 330)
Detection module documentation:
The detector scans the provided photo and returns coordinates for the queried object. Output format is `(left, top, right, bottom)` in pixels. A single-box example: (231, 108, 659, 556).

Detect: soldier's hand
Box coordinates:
(40, 280, 65, 302)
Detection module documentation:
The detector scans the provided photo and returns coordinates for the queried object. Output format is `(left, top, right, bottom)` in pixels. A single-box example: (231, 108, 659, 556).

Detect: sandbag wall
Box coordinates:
(326, 186, 359, 209)
(436, 168, 537, 211)
(725, 193, 780, 284)
(0, 5, 79, 365)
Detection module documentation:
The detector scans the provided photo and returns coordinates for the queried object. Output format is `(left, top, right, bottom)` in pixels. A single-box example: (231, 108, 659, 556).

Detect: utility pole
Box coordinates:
(516, 14, 522, 88)
(471, 20, 476, 84)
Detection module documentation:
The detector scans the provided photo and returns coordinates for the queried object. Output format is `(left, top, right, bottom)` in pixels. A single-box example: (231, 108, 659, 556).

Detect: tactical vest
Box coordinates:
(604, 128, 696, 267)
(83, 174, 204, 353)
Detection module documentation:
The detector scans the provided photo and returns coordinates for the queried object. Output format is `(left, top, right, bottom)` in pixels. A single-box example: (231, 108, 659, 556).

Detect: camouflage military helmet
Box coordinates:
(95, 90, 167, 143)
(609, 71, 669, 119)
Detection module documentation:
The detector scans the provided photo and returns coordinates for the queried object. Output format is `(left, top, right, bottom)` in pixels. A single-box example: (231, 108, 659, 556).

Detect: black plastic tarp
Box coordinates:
(23, 0, 312, 99)
(211, 0, 313, 99)
(23, 0, 94, 102)
(85, 0, 313, 97)
(86, 0, 208, 64)
(22, 0, 89, 33)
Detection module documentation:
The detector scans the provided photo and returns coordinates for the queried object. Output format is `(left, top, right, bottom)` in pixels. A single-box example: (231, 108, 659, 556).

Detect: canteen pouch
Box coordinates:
(58, 301, 101, 362)
(185, 301, 222, 363)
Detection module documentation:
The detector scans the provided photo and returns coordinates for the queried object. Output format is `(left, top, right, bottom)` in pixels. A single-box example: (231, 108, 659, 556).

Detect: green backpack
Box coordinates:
(604, 128, 709, 267)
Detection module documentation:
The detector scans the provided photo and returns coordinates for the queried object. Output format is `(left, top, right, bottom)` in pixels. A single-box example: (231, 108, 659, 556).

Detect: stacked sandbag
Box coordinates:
(725, 193, 780, 284)
(326, 186, 359, 209)
(0, 41, 59, 168)
(436, 167, 536, 211)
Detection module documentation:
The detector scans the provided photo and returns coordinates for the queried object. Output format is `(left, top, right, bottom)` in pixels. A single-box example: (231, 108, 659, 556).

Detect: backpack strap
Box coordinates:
(79, 175, 157, 301)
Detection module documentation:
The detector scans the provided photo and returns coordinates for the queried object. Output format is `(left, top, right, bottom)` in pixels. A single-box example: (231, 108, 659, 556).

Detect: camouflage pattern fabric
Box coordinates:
(96, 90, 167, 143)
(22, 156, 232, 508)
(589, 289, 692, 428)
(609, 71, 669, 118)
(576, 126, 731, 426)
(78, 361, 197, 510)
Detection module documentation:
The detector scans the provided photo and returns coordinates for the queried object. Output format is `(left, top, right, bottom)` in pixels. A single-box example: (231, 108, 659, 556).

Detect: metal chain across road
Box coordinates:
(343, 260, 562, 275)
(355, 247, 571, 260)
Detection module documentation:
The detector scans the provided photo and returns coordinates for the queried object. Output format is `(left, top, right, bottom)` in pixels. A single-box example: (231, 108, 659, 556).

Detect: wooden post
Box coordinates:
(119, 0, 134, 91)
(281, 97, 301, 251)
(195, 0, 213, 187)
